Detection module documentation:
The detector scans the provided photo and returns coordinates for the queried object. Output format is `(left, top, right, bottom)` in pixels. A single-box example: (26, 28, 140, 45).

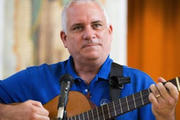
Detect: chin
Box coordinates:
(80, 50, 106, 60)
(86, 55, 99, 60)
(82, 54, 99, 60)
(85, 52, 106, 61)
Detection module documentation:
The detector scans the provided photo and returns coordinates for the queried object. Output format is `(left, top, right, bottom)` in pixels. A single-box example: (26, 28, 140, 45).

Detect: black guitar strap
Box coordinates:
(109, 62, 131, 101)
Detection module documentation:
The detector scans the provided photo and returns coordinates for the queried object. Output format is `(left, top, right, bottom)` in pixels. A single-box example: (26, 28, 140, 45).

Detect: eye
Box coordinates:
(72, 25, 84, 32)
(92, 23, 103, 30)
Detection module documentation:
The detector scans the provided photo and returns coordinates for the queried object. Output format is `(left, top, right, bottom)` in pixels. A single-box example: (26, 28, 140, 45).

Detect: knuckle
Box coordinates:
(26, 99, 33, 103)
(25, 109, 37, 120)
(36, 101, 42, 106)
(148, 93, 152, 99)
(176, 92, 179, 98)
(46, 110, 49, 115)
(150, 84, 156, 91)
(24, 100, 33, 106)
(31, 106, 37, 113)
(149, 93, 155, 101)
(157, 82, 161, 86)
(43, 109, 49, 116)
(150, 84, 155, 89)
(157, 83, 163, 90)
(22, 101, 31, 108)
(31, 113, 37, 120)
(165, 82, 172, 88)
(155, 104, 161, 110)
(167, 98, 175, 106)
(174, 94, 179, 102)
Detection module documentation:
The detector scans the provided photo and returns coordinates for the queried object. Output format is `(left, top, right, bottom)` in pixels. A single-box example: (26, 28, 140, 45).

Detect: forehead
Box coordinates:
(66, 1, 106, 26)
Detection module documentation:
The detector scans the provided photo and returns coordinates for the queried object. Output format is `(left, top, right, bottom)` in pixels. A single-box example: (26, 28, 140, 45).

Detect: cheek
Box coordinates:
(100, 33, 112, 47)
(66, 37, 81, 51)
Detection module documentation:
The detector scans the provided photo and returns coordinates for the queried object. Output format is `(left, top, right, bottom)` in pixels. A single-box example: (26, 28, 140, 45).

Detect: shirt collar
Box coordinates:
(65, 56, 113, 81)
(65, 56, 80, 80)
(97, 56, 113, 80)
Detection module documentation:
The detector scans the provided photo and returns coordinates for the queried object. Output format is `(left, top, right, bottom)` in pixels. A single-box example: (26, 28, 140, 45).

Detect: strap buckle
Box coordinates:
(109, 76, 130, 89)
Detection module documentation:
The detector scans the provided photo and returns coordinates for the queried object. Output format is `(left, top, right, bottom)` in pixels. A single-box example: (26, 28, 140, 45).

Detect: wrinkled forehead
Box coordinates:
(66, 1, 106, 25)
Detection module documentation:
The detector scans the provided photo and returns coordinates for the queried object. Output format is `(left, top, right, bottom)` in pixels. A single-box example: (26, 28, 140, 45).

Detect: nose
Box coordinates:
(82, 26, 96, 40)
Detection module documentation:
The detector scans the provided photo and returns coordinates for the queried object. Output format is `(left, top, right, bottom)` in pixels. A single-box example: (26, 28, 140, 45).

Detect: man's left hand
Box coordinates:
(149, 77, 179, 120)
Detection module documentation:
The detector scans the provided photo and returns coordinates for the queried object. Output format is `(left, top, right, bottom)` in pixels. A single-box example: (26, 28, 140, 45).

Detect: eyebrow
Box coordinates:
(71, 23, 83, 27)
(70, 20, 104, 29)
(91, 20, 103, 24)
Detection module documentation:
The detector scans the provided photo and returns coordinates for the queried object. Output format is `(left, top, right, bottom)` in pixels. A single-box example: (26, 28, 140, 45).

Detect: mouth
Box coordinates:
(82, 43, 101, 48)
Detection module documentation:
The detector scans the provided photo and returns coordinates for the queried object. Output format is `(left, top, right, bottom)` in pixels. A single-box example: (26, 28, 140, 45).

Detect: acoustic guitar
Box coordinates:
(43, 77, 180, 120)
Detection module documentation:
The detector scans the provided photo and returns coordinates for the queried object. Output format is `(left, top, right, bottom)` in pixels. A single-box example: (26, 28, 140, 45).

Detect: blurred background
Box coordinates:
(0, 0, 180, 119)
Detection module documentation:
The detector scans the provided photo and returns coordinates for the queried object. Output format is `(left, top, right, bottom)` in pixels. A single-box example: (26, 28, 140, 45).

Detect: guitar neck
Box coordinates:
(67, 77, 180, 120)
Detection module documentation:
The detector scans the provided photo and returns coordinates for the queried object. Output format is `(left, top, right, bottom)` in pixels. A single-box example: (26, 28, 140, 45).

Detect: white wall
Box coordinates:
(105, 0, 128, 65)
(0, 0, 15, 79)
(0, 0, 5, 79)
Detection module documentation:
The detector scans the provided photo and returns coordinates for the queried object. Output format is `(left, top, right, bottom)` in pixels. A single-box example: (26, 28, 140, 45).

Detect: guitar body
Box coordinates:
(43, 91, 92, 119)
(43, 77, 180, 120)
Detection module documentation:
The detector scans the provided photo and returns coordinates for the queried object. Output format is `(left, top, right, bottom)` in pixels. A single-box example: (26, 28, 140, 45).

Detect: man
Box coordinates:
(0, 0, 179, 120)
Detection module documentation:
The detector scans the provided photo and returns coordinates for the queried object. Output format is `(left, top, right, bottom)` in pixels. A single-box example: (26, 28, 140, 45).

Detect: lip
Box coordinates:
(82, 43, 100, 48)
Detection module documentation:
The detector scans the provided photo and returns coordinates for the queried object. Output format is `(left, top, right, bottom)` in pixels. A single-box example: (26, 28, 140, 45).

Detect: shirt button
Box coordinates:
(85, 89, 88, 92)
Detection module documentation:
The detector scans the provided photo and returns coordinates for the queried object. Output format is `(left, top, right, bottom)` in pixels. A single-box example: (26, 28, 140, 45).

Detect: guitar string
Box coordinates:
(87, 79, 178, 119)
(67, 78, 178, 120)
(68, 90, 150, 120)
(109, 91, 150, 114)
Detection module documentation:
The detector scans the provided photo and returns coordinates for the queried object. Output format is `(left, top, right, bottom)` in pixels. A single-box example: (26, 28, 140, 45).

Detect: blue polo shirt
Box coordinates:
(0, 56, 155, 120)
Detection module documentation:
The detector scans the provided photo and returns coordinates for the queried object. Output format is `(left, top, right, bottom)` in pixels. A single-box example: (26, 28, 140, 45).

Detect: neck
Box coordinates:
(73, 56, 107, 84)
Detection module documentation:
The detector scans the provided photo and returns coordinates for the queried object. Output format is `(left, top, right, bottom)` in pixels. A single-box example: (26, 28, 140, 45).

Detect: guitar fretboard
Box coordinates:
(67, 77, 180, 120)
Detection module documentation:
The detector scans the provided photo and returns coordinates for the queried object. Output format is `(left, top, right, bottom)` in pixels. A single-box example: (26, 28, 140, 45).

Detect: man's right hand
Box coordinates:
(0, 100, 50, 120)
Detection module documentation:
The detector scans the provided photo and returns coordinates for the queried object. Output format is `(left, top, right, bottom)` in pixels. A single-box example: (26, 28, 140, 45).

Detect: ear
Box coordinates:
(108, 24, 113, 34)
(108, 25, 113, 41)
(60, 31, 68, 48)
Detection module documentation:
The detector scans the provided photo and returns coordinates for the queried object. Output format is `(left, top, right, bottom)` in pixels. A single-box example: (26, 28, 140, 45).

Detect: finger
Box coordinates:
(156, 82, 171, 99)
(28, 100, 43, 108)
(26, 100, 49, 116)
(157, 77, 166, 83)
(30, 101, 49, 115)
(32, 106, 49, 116)
(150, 84, 161, 98)
(149, 93, 158, 105)
(165, 82, 179, 101)
(32, 113, 50, 120)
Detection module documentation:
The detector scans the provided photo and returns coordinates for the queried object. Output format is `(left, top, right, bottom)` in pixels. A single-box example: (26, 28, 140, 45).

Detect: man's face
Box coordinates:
(61, 1, 113, 62)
